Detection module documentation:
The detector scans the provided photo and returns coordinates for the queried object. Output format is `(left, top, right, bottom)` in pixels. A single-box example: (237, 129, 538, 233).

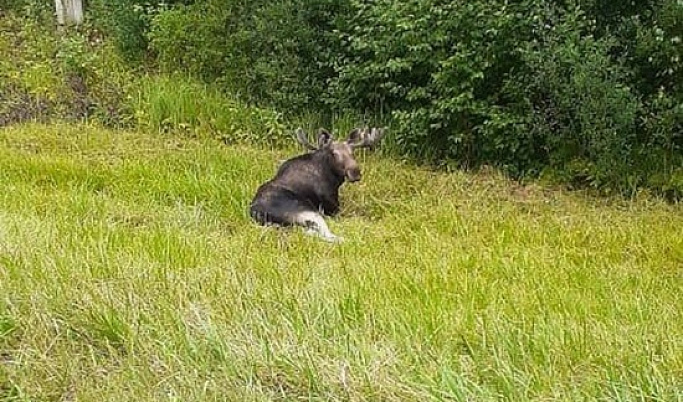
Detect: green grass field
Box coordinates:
(0, 124, 681, 401)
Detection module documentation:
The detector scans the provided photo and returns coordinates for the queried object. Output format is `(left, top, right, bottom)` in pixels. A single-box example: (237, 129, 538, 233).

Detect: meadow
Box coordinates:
(0, 123, 682, 401)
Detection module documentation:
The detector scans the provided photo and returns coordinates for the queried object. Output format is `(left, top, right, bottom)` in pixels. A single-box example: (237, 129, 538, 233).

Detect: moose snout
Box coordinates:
(346, 168, 362, 182)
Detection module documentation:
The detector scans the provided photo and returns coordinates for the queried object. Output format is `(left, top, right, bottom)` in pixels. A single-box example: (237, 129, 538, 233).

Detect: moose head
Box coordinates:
(295, 127, 386, 182)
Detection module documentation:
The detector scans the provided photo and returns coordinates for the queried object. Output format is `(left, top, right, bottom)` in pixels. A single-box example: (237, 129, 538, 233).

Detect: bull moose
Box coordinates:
(250, 127, 386, 242)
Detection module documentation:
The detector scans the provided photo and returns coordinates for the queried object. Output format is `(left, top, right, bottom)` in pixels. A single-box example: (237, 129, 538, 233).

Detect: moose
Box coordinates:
(250, 127, 386, 242)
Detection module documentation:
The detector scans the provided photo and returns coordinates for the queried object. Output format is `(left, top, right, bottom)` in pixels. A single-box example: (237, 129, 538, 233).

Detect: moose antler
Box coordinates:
(350, 127, 386, 149)
(295, 128, 318, 151)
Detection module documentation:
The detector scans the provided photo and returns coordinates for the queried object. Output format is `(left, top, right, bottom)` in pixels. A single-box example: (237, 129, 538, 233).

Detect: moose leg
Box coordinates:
(320, 195, 340, 216)
(292, 211, 343, 243)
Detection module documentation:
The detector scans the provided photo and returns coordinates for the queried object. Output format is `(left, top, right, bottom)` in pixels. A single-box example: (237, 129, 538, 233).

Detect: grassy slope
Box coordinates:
(0, 124, 681, 401)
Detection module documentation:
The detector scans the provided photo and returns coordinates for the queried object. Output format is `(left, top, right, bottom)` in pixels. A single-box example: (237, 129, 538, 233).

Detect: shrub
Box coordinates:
(332, 1, 566, 165)
(332, 0, 680, 196)
(147, 3, 228, 80)
(503, 7, 641, 188)
(148, 0, 350, 112)
(1, 0, 54, 20)
(88, 0, 180, 63)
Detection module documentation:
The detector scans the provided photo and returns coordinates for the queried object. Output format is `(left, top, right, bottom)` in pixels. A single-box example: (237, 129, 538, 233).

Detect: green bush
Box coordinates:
(503, 7, 641, 188)
(1, 0, 54, 20)
(332, 0, 681, 196)
(147, 3, 229, 80)
(333, 1, 544, 164)
(148, 0, 350, 112)
(88, 0, 182, 63)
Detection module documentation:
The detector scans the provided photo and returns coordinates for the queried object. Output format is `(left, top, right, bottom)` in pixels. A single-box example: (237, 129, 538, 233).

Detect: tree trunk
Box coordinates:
(55, 0, 83, 26)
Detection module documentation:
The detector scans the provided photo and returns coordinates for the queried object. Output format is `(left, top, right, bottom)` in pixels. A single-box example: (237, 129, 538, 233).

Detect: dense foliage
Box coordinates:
(1, 0, 681, 197)
(146, 0, 348, 111)
(332, 0, 682, 194)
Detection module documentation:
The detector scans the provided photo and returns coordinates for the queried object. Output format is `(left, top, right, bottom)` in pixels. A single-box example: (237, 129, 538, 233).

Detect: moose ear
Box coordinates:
(346, 128, 363, 144)
(317, 128, 333, 149)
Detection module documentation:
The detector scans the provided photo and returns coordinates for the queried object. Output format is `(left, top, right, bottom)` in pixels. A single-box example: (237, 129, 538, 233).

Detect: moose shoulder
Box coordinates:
(250, 127, 385, 242)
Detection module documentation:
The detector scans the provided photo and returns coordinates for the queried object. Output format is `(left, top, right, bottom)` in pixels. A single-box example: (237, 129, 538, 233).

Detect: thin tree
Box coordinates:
(55, 0, 83, 26)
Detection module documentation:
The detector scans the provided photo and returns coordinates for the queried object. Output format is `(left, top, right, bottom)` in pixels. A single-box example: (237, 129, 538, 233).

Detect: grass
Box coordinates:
(0, 123, 682, 401)
(132, 75, 288, 146)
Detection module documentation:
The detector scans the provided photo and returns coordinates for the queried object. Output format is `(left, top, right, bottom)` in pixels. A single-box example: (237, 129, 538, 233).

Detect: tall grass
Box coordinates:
(0, 123, 682, 401)
(132, 75, 288, 146)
